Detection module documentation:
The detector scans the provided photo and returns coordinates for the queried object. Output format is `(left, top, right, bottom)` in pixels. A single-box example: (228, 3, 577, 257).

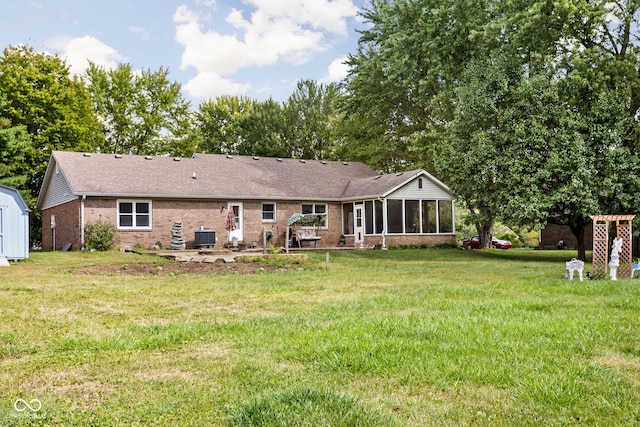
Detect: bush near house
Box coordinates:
(84, 220, 118, 251)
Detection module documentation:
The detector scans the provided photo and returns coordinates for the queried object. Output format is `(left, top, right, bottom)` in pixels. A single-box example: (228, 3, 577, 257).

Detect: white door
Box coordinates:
(354, 204, 364, 246)
(228, 203, 243, 242)
(0, 207, 4, 256)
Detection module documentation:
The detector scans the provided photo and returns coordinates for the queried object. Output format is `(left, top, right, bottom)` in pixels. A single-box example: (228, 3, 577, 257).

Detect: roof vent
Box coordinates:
(299, 159, 306, 163)
(191, 154, 198, 159)
(83, 153, 91, 157)
(276, 158, 283, 162)
(396, 172, 403, 176)
(174, 157, 181, 161)
(342, 162, 349, 165)
(226, 154, 233, 159)
(145, 156, 153, 160)
(321, 160, 327, 164)
(114, 154, 122, 159)
(374, 175, 381, 180)
(192, 172, 197, 179)
(253, 156, 259, 160)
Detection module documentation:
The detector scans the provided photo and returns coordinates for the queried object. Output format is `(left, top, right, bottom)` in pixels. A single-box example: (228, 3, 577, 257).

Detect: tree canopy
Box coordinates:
(342, 0, 640, 258)
(86, 63, 195, 156)
(0, 45, 104, 198)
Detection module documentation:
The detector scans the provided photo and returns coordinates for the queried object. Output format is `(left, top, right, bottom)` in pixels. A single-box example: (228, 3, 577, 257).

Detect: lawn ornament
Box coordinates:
(565, 258, 584, 281)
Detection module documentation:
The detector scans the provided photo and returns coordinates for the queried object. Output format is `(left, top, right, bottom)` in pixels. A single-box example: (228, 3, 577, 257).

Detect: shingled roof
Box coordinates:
(38, 151, 408, 204)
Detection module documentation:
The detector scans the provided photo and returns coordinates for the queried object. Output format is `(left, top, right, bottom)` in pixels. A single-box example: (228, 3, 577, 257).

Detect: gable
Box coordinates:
(387, 175, 452, 200)
(342, 170, 453, 201)
(37, 160, 77, 210)
(0, 185, 29, 213)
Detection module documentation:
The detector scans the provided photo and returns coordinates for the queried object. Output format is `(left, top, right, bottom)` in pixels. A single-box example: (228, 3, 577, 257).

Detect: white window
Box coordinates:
(117, 200, 151, 229)
(301, 203, 327, 228)
(262, 203, 276, 222)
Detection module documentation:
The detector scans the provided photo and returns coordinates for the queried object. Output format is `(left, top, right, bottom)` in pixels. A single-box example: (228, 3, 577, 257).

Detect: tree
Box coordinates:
(284, 80, 341, 160)
(235, 99, 290, 158)
(0, 45, 104, 197)
(340, 0, 492, 173)
(86, 63, 196, 156)
(343, 0, 640, 258)
(0, 97, 31, 189)
(196, 95, 254, 154)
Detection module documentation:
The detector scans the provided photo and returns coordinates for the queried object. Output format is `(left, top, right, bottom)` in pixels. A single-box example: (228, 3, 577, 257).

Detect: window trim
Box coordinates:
(262, 202, 276, 222)
(117, 200, 152, 230)
(301, 203, 328, 229)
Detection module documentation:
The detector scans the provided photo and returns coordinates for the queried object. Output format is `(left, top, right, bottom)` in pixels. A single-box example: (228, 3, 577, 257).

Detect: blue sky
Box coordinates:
(1, 0, 368, 105)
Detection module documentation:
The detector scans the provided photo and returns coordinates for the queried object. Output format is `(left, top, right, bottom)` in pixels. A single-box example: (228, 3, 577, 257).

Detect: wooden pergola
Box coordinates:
(591, 215, 635, 279)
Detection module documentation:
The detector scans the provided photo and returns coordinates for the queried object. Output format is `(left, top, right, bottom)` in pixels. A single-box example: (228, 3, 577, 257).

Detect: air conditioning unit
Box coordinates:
(194, 230, 216, 248)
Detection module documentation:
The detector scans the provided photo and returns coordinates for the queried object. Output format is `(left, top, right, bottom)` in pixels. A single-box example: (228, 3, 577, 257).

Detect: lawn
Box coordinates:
(1, 248, 639, 426)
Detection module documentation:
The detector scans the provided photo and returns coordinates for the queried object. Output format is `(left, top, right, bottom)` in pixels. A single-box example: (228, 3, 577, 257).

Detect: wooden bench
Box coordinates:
(295, 228, 321, 247)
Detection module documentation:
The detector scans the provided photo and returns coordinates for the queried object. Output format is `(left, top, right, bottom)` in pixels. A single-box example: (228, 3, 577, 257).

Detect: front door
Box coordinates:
(228, 203, 243, 242)
(354, 204, 364, 247)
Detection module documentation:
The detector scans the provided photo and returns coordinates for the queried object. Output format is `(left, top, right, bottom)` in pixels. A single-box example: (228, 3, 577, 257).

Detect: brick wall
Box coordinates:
(41, 199, 81, 250)
(42, 197, 458, 251)
(540, 223, 593, 250)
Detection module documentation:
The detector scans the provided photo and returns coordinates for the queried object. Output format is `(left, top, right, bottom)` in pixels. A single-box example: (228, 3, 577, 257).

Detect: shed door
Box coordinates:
(0, 207, 4, 256)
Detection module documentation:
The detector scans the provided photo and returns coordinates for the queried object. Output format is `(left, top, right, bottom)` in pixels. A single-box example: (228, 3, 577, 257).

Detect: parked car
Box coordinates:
(462, 236, 512, 250)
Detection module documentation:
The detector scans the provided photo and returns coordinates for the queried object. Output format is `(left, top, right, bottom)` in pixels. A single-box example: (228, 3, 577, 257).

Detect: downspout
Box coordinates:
(80, 195, 86, 249)
(378, 197, 387, 250)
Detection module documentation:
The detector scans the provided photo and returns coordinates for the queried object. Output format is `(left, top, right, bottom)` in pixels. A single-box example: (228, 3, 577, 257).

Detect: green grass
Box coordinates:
(0, 248, 639, 426)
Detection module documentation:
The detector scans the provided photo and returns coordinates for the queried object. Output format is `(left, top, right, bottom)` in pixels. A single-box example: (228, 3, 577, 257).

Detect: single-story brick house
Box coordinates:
(36, 151, 456, 250)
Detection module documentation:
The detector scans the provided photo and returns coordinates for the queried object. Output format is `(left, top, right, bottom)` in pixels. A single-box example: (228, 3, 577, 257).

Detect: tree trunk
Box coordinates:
(476, 218, 495, 249)
(569, 223, 587, 261)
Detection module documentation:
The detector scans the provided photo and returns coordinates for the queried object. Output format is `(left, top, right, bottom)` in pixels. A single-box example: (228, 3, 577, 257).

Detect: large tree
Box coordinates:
(0, 97, 31, 190)
(196, 95, 254, 155)
(0, 45, 104, 197)
(235, 98, 290, 158)
(340, 0, 492, 173)
(343, 0, 640, 257)
(86, 63, 195, 156)
(196, 81, 344, 160)
(284, 80, 341, 160)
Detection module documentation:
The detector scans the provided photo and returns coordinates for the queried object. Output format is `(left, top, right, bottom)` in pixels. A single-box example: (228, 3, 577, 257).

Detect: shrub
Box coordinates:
(497, 231, 522, 248)
(84, 220, 118, 251)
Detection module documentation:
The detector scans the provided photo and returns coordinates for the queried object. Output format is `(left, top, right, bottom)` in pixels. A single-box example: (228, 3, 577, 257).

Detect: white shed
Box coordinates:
(0, 185, 30, 261)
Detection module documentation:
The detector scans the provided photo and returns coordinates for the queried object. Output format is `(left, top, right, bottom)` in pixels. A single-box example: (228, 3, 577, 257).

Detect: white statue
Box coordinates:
(609, 237, 623, 280)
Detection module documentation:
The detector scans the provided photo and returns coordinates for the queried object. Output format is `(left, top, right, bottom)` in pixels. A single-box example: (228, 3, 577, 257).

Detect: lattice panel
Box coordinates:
(618, 222, 633, 279)
(592, 222, 608, 279)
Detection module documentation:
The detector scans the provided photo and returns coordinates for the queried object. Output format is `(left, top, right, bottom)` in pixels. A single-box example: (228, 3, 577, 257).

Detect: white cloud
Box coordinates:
(196, 0, 217, 8)
(245, 0, 358, 35)
(48, 35, 124, 75)
(183, 71, 251, 99)
(129, 25, 151, 41)
(173, 1, 358, 98)
(320, 55, 350, 84)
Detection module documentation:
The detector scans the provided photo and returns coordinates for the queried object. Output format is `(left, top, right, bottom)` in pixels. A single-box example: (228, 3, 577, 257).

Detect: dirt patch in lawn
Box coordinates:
(72, 257, 307, 276)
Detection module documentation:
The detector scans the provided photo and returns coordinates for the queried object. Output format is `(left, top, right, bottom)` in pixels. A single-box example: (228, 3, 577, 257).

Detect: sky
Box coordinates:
(1, 0, 369, 105)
